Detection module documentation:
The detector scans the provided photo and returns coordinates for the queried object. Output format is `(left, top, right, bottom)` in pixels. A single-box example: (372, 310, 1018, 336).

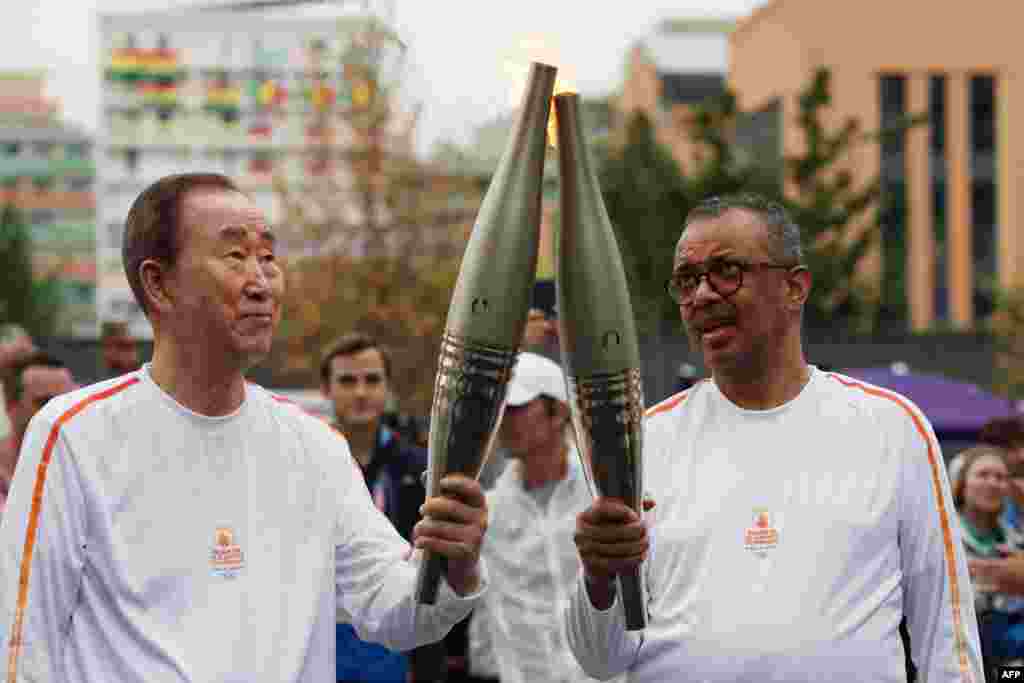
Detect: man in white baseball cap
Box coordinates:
(468, 352, 616, 683)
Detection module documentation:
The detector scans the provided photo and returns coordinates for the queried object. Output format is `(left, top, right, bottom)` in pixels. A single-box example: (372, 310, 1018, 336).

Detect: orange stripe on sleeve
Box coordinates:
(644, 389, 689, 419)
(829, 374, 972, 683)
(7, 377, 139, 683)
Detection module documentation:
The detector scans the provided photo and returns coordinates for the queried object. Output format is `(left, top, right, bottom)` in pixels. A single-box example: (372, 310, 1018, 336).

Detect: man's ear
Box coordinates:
(140, 259, 173, 315)
(787, 267, 812, 311)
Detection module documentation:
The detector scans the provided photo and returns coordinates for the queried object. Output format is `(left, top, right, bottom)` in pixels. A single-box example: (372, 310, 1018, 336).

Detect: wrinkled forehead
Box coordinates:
(674, 209, 772, 267)
(181, 188, 272, 243)
(22, 366, 76, 396)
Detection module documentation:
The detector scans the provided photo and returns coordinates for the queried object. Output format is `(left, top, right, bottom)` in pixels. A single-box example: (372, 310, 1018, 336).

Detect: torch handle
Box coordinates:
(618, 565, 647, 631)
(415, 549, 446, 605)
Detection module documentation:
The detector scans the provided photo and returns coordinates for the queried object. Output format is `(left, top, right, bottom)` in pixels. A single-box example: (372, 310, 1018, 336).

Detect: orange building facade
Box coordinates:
(730, 0, 1022, 331)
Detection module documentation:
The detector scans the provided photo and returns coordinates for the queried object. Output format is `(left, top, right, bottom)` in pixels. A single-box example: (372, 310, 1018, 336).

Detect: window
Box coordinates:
(971, 74, 997, 318)
(33, 141, 55, 159)
(2, 142, 20, 157)
(66, 143, 87, 159)
(33, 175, 55, 192)
(930, 75, 948, 319)
(30, 208, 57, 225)
(107, 222, 123, 249)
(878, 74, 908, 325)
(124, 148, 139, 174)
(68, 176, 92, 192)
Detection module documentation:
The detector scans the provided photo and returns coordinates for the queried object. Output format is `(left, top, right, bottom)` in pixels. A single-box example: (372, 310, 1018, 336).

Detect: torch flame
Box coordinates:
(548, 75, 576, 149)
(502, 37, 577, 148)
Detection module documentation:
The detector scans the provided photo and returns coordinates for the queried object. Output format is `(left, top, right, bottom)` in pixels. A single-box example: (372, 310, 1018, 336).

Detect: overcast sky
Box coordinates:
(4, 0, 768, 156)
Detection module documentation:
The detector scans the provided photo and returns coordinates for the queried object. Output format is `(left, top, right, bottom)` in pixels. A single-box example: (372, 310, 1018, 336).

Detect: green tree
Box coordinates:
(988, 285, 1024, 406)
(597, 112, 690, 334)
(647, 65, 921, 331)
(267, 17, 479, 415)
(782, 68, 903, 330)
(0, 204, 60, 337)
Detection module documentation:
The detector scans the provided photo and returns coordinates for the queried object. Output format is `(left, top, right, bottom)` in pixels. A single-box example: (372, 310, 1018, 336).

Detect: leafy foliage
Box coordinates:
(988, 286, 1024, 404)
(601, 66, 923, 334)
(598, 112, 689, 332)
(265, 18, 478, 415)
(0, 204, 60, 337)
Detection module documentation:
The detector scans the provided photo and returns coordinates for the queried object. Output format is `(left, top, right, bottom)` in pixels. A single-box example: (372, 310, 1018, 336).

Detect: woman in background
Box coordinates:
(953, 445, 1024, 667)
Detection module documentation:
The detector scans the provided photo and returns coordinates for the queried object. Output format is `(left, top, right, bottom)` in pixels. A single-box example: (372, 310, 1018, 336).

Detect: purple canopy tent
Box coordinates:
(838, 364, 1022, 451)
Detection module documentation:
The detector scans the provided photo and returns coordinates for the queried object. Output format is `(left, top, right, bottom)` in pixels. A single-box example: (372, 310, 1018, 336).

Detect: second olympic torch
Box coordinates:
(554, 92, 647, 630)
(415, 62, 558, 604)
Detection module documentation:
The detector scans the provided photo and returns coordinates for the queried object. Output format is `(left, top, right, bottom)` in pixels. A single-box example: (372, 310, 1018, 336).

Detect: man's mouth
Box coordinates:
(698, 319, 735, 336)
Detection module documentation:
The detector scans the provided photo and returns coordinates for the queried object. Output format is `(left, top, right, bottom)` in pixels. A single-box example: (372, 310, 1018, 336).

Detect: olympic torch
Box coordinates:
(554, 92, 647, 630)
(415, 61, 557, 604)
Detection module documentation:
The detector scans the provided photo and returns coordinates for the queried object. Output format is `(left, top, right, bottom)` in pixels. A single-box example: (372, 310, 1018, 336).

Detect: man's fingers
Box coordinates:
(415, 518, 479, 543)
(438, 475, 485, 508)
(578, 498, 640, 526)
(415, 537, 477, 561)
(576, 518, 647, 544)
(576, 537, 648, 559)
(421, 497, 487, 528)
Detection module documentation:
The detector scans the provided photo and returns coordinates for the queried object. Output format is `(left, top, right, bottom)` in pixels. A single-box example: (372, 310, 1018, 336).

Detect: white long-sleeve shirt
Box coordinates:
(566, 368, 984, 683)
(0, 365, 485, 682)
(470, 451, 618, 683)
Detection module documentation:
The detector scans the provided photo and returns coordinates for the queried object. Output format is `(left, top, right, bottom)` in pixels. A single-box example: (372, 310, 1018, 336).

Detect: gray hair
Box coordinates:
(683, 193, 804, 265)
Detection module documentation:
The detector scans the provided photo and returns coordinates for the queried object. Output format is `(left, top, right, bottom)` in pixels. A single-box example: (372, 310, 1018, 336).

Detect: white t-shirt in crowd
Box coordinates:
(566, 367, 984, 683)
(470, 450, 619, 683)
(0, 364, 484, 682)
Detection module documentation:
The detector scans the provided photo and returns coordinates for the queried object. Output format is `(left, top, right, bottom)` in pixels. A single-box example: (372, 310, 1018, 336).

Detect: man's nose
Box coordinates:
(690, 274, 721, 306)
(243, 263, 271, 299)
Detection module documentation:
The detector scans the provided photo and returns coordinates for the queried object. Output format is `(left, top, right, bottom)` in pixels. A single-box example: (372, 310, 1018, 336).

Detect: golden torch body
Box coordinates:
(554, 92, 647, 630)
(415, 62, 557, 604)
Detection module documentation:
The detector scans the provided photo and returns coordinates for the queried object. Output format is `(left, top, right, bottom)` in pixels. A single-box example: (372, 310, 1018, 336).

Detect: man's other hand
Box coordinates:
(414, 475, 488, 596)
(574, 497, 650, 609)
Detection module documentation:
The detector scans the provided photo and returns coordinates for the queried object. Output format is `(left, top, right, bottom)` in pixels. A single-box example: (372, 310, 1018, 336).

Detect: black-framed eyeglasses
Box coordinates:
(665, 258, 803, 305)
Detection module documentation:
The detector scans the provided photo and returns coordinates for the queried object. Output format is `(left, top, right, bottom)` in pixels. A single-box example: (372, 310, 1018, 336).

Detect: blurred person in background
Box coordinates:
(476, 309, 560, 493)
(320, 332, 443, 683)
(978, 417, 1024, 532)
(522, 307, 558, 353)
(468, 352, 614, 683)
(0, 351, 77, 514)
(952, 445, 1024, 667)
(99, 320, 141, 379)
(0, 324, 36, 442)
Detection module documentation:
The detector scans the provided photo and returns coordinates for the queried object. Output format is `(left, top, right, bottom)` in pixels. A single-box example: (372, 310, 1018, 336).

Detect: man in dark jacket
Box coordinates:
(321, 332, 442, 682)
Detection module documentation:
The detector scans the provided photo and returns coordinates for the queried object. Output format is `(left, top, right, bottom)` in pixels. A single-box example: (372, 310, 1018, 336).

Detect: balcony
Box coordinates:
(0, 156, 95, 180)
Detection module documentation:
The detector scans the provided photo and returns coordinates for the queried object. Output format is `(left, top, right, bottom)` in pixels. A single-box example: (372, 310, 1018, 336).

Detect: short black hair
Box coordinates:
(3, 351, 67, 403)
(319, 332, 393, 385)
